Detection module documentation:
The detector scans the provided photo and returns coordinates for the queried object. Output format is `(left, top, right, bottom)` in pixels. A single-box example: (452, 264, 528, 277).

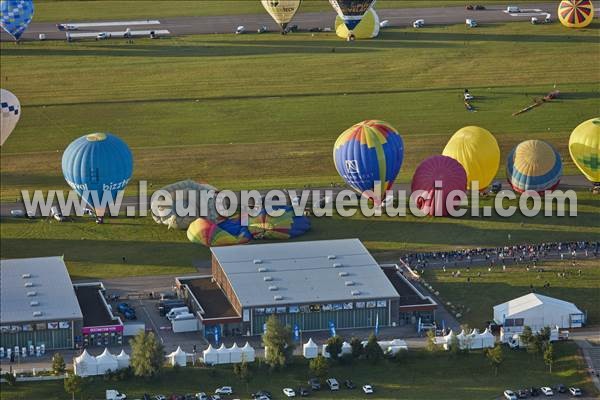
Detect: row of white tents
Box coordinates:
(303, 337, 408, 359)
(74, 348, 130, 377)
(434, 328, 496, 350)
(202, 342, 255, 366)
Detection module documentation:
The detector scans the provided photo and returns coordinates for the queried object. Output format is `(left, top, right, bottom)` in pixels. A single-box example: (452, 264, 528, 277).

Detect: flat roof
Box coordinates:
(0, 257, 83, 324)
(211, 239, 400, 308)
(74, 284, 119, 327)
(382, 267, 436, 307)
(178, 277, 239, 319)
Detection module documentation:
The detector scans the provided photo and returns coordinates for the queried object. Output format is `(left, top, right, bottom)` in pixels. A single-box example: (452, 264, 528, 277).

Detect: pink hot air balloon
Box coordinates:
(411, 155, 467, 216)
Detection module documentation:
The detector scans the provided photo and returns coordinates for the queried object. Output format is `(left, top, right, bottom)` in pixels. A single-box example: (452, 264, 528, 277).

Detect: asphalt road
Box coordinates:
(0, 3, 559, 41)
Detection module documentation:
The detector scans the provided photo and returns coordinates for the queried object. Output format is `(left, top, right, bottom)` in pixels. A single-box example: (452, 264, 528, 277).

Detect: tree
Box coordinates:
(364, 334, 383, 364)
(544, 343, 554, 373)
(129, 331, 164, 378)
(485, 344, 504, 376)
(52, 353, 66, 375)
(425, 329, 438, 352)
(233, 358, 253, 391)
(448, 334, 460, 356)
(520, 326, 535, 353)
(262, 315, 295, 369)
(3, 372, 16, 386)
(64, 373, 83, 400)
(325, 336, 343, 361)
(349, 337, 363, 359)
(309, 355, 329, 379)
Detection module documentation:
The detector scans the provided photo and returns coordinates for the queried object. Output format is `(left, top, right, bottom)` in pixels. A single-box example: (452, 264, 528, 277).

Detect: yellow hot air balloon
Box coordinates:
(558, 0, 594, 28)
(335, 7, 379, 39)
(569, 118, 600, 183)
(261, 0, 302, 31)
(442, 126, 500, 190)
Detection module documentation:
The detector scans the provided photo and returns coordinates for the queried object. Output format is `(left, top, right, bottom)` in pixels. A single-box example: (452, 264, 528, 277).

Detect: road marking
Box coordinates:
(61, 20, 161, 28)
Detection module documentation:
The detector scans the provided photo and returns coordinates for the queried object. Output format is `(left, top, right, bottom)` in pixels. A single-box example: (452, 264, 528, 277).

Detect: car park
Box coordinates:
(540, 387, 553, 396)
(214, 387, 233, 395)
(504, 390, 517, 400)
(308, 378, 320, 390)
(568, 387, 582, 396)
(283, 388, 296, 397)
(362, 384, 374, 394)
(326, 378, 339, 391)
(344, 380, 356, 389)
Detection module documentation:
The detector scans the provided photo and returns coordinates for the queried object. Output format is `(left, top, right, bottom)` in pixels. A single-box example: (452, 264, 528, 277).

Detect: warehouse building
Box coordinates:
(177, 239, 408, 337)
(73, 283, 123, 348)
(0, 257, 83, 351)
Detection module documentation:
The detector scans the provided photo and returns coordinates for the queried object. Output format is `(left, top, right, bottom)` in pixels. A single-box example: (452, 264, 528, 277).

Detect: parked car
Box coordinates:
(194, 394, 208, 400)
(517, 388, 530, 398)
(466, 19, 478, 28)
(155, 395, 167, 400)
(57, 23, 78, 31)
(506, 6, 520, 13)
(251, 391, 272, 399)
(308, 378, 320, 391)
(282, 388, 296, 397)
(413, 19, 425, 28)
(214, 387, 233, 395)
(466, 4, 474, 10)
(297, 387, 309, 397)
(10, 209, 24, 217)
(96, 32, 109, 40)
(475, 5, 485, 10)
(326, 378, 339, 391)
(344, 380, 356, 389)
(530, 387, 540, 396)
(540, 387, 554, 396)
(568, 387, 582, 396)
(504, 390, 517, 400)
(235, 26, 246, 34)
(362, 384, 374, 394)
(555, 384, 566, 393)
(257, 26, 268, 33)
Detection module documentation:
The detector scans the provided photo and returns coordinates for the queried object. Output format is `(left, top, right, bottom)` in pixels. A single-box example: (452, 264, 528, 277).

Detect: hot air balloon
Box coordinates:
(411, 155, 467, 217)
(334, 120, 404, 203)
(335, 7, 379, 39)
(151, 180, 219, 230)
(442, 126, 500, 190)
(329, 0, 376, 34)
(506, 140, 562, 194)
(62, 133, 133, 221)
(558, 0, 594, 28)
(261, 0, 302, 31)
(569, 118, 600, 184)
(1, 0, 34, 41)
(187, 217, 251, 247)
(0, 88, 20, 146)
(248, 206, 310, 240)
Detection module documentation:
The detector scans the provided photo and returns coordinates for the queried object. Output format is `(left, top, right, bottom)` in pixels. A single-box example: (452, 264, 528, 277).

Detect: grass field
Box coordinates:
(32, 1, 509, 22)
(426, 259, 600, 329)
(0, 343, 596, 400)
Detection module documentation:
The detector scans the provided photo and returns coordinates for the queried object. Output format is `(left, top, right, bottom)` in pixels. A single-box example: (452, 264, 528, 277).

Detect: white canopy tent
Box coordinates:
(168, 346, 187, 367)
(477, 328, 496, 349)
(203, 344, 218, 365)
(241, 342, 255, 362)
(341, 341, 352, 355)
(95, 348, 119, 374)
(229, 343, 243, 363)
(456, 329, 467, 350)
(303, 338, 318, 359)
(115, 350, 130, 369)
(74, 349, 98, 377)
(216, 343, 231, 364)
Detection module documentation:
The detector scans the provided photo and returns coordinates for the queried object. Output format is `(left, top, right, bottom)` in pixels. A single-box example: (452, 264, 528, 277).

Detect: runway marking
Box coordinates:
(503, 9, 551, 17)
(61, 20, 161, 28)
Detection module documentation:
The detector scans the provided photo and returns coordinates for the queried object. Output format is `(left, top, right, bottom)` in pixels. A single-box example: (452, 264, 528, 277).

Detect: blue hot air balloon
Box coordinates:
(1, 0, 34, 41)
(62, 133, 133, 219)
(333, 120, 404, 203)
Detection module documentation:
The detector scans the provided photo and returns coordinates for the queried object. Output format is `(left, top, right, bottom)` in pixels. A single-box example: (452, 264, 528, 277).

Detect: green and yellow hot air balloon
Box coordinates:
(569, 118, 600, 184)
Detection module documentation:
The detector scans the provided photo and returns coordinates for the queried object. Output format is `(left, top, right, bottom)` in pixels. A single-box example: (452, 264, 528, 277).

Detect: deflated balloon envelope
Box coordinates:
(569, 118, 600, 184)
(329, 0, 376, 31)
(0, 88, 20, 146)
(248, 206, 310, 240)
(187, 216, 252, 247)
(61, 133, 133, 215)
(333, 120, 404, 203)
(507, 140, 562, 194)
(1, 0, 34, 40)
(261, 0, 302, 30)
(411, 155, 467, 217)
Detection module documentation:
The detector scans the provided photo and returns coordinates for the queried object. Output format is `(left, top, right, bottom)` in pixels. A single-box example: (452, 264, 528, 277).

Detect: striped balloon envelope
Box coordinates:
(558, 0, 594, 28)
(333, 120, 404, 203)
(506, 140, 563, 194)
(248, 206, 310, 240)
(187, 217, 252, 247)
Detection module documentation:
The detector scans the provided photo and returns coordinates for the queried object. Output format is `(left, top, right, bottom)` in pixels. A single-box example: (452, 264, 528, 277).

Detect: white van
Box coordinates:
(106, 390, 127, 400)
(506, 6, 520, 13)
(326, 378, 339, 391)
(166, 306, 189, 320)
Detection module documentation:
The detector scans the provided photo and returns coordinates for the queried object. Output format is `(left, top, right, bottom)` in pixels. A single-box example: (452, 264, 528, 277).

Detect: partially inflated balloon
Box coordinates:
(569, 118, 600, 183)
(329, 0, 376, 31)
(442, 126, 500, 190)
(507, 140, 562, 193)
(187, 217, 251, 247)
(62, 133, 133, 216)
(1, 0, 34, 40)
(411, 155, 467, 217)
(261, 0, 302, 30)
(335, 7, 379, 39)
(248, 206, 310, 240)
(333, 120, 404, 203)
(558, 0, 594, 28)
(0, 88, 20, 146)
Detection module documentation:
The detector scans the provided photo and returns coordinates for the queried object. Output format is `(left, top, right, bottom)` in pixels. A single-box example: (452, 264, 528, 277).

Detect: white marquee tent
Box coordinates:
(241, 342, 255, 362)
(229, 343, 243, 363)
(168, 346, 187, 367)
(95, 348, 119, 375)
(203, 344, 218, 365)
(74, 349, 98, 377)
(303, 338, 318, 359)
(217, 343, 231, 364)
(116, 350, 130, 369)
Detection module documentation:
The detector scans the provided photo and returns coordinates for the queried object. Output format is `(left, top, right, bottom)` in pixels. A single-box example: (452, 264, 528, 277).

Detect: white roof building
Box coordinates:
(493, 293, 585, 331)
